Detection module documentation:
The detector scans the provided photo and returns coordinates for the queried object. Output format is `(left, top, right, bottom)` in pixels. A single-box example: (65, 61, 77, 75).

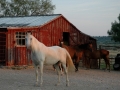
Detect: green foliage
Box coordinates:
(107, 14, 120, 42)
(0, 0, 55, 16)
(93, 36, 120, 47)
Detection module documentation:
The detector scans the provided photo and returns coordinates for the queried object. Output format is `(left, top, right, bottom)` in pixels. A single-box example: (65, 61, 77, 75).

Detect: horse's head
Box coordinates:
(59, 39, 64, 47)
(87, 43, 93, 52)
(25, 32, 33, 50)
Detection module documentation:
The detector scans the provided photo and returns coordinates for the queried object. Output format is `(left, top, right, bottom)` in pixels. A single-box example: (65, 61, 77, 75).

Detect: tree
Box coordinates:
(0, 0, 55, 16)
(107, 14, 120, 42)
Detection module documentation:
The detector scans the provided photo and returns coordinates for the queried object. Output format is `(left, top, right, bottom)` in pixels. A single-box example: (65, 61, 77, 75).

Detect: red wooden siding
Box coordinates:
(0, 15, 97, 66)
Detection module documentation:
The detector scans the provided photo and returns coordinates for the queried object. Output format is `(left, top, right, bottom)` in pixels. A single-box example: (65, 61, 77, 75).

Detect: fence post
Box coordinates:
(99, 45, 101, 69)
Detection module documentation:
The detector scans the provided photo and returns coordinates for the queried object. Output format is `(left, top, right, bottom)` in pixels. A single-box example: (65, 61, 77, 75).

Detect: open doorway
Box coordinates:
(0, 33, 6, 66)
(63, 32, 70, 45)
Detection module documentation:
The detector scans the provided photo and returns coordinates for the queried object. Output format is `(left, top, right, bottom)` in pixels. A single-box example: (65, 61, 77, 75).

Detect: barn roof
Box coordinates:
(0, 14, 61, 27)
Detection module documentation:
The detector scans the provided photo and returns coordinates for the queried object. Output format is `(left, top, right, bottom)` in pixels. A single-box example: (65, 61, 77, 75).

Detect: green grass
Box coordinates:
(100, 63, 113, 70)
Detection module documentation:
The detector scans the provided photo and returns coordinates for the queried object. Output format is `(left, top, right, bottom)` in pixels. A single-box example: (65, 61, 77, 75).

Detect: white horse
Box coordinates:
(25, 32, 75, 86)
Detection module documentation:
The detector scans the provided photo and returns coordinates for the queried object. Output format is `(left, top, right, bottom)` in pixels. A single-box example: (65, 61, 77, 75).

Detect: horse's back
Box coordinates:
(100, 49, 109, 55)
(78, 51, 84, 58)
(63, 45, 77, 57)
(49, 46, 67, 58)
(91, 50, 101, 58)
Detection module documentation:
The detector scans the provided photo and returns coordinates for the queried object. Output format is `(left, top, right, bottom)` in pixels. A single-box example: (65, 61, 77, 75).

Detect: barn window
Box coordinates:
(16, 32, 26, 46)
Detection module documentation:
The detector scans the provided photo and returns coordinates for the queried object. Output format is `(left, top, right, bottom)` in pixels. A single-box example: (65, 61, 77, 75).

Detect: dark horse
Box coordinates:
(59, 40, 83, 72)
(83, 43, 110, 72)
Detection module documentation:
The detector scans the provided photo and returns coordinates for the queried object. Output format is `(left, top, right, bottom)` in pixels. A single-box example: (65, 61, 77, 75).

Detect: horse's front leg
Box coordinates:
(75, 57, 80, 72)
(34, 66, 39, 86)
(39, 62, 44, 86)
(105, 63, 107, 71)
(75, 63, 79, 72)
(104, 59, 108, 72)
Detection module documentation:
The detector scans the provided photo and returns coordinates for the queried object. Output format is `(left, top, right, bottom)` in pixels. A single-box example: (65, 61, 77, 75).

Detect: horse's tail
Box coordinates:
(65, 49, 75, 72)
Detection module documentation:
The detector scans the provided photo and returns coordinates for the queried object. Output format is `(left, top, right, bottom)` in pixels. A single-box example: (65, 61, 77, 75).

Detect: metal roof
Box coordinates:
(0, 14, 61, 27)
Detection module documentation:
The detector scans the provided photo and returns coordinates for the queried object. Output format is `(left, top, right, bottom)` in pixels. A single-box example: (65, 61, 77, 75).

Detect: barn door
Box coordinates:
(0, 33, 6, 66)
(69, 31, 78, 46)
(63, 32, 70, 45)
(14, 32, 32, 66)
(63, 32, 78, 46)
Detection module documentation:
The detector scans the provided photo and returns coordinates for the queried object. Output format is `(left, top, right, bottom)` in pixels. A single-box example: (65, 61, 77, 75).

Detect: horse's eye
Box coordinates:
(25, 38, 27, 41)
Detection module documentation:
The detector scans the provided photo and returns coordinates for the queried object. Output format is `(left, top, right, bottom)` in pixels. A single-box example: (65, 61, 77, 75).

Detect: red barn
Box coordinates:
(0, 14, 97, 67)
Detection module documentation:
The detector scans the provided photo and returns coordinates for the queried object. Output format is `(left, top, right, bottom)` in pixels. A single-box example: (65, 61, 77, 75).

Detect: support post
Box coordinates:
(99, 45, 101, 69)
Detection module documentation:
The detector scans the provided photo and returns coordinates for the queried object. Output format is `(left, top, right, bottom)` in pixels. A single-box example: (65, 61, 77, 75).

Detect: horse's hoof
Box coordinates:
(85, 68, 89, 70)
(40, 83, 43, 87)
(104, 69, 106, 71)
(55, 82, 60, 86)
(34, 83, 39, 87)
(61, 73, 64, 76)
(66, 83, 69, 87)
(34, 82, 41, 87)
(55, 83, 60, 86)
(75, 69, 78, 72)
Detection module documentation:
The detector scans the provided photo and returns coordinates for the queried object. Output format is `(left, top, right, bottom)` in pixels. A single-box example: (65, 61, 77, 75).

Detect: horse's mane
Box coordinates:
(29, 34, 46, 51)
(31, 35, 39, 44)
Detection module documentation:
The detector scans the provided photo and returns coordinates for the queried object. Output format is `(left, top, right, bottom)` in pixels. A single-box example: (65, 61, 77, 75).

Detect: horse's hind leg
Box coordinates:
(104, 57, 110, 72)
(59, 63, 64, 75)
(62, 64, 69, 86)
(108, 62, 111, 72)
(54, 61, 63, 75)
(86, 58, 90, 69)
(106, 58, 111, 72)
(54, 63, 61, 86)
(75, 57, 80, 72)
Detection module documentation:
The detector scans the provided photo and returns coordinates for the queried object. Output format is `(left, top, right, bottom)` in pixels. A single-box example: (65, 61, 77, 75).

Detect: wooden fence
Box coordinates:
(98, 45, 120, 70)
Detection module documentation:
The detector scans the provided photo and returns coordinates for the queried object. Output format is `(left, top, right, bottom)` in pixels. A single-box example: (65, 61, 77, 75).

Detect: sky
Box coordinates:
(52, 0, 120, 36)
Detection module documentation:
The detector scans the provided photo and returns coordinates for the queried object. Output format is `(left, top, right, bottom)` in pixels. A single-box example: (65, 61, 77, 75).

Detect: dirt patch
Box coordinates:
(0, 66, 120, 90)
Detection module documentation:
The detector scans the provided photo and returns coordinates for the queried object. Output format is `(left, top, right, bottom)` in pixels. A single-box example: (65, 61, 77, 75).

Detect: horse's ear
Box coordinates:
(59, 39, 61, 42)
(26, 31, 32, 35)
(61, 42, 64, 44)
(30, 38, 32, 41)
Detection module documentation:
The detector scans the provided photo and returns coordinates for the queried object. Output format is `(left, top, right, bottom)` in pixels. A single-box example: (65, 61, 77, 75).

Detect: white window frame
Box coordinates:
(15, 32, 26, 46)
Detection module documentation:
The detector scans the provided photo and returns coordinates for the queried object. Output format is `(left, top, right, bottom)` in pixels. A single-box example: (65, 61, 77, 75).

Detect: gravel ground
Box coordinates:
(0, 66, 120, 90)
